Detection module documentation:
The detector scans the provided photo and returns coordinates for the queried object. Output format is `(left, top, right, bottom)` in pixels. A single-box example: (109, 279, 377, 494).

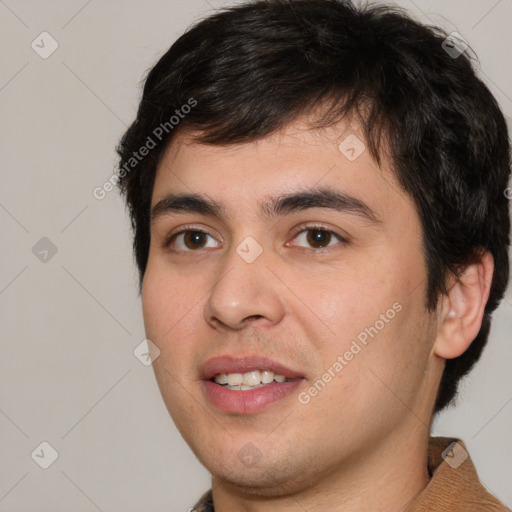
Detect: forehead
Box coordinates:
(151, 119, 411, 224)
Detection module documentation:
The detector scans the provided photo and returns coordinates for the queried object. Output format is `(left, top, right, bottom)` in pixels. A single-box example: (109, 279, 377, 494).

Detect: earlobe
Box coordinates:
(433, 251, 494, 360)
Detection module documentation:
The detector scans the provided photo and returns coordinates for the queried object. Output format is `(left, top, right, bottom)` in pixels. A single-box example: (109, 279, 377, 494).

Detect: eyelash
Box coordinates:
(163, 223, 347, 253)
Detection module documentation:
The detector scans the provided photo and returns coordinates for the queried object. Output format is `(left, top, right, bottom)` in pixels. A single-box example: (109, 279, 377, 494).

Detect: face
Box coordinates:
(143, 117, 441, 495)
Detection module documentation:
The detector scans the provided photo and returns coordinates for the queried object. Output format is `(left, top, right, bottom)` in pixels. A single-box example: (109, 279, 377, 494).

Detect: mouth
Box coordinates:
(212, 369, 292, 390)
(201, 355, 305, 414)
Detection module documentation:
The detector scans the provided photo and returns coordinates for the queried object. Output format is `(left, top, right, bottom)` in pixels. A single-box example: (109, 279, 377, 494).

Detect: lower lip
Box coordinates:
(203, 379, 303, 414)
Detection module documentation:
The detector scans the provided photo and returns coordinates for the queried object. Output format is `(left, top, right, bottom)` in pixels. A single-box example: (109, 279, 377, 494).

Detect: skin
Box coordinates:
(142, 116, 493, 512)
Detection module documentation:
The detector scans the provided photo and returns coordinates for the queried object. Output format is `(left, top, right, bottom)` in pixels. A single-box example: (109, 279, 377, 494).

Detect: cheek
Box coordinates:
(293, 258, 430, 400)
(142, 268, 202, 360)
(141, 269, 170, 340)
(290, 266, 397, 355)
(142, 269, 205, 417)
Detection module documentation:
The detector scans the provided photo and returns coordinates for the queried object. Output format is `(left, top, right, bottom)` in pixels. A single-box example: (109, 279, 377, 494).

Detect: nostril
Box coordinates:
(244, 315, 263, 322)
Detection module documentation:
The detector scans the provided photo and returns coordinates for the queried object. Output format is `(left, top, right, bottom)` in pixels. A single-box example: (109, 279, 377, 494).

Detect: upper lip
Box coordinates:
(201, 355, 304, 381)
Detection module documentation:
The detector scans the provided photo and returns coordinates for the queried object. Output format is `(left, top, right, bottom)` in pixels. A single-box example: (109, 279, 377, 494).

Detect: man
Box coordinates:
(116, 0, 510, 510)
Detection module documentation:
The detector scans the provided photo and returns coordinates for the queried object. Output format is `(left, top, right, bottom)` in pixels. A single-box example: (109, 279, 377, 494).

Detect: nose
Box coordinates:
(203, 242, 286, 331)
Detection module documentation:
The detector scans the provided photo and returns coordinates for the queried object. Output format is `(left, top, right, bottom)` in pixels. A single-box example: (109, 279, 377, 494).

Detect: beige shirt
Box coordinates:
(192, 437, 509, 511)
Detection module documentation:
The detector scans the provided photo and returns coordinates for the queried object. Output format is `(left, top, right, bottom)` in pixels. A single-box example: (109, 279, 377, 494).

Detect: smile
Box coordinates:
(201, 356, 305, 414)
(213, 370, 289, 390)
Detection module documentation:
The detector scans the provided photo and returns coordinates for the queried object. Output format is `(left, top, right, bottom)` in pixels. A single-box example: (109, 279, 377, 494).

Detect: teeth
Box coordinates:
(215, 373, 228, 385)
(213, 370, 288, 387)
(243, 370, 261, 386)
(261, 370, 274, 384)
(226, 373, 243, 386)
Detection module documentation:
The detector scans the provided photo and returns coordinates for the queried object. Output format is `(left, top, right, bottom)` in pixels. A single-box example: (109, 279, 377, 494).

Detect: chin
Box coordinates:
(214, 468, 306, 498)
(201, 445, 320, 498)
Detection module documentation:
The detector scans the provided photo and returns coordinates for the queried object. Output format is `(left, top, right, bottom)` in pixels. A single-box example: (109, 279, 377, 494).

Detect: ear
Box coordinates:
(434, 251, 494, 359)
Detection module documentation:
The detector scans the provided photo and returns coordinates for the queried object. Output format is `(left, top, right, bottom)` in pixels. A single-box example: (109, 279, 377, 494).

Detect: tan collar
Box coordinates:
(404, 436, 508, 511)
(193, 437, 508, 512)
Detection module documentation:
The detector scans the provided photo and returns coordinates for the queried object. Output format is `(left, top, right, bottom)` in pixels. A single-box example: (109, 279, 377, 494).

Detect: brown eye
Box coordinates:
(291, 227, 346, 250)
(306, 229, 332, 248)
(183, 231, 208, 250)
(169, 230, 220, 251)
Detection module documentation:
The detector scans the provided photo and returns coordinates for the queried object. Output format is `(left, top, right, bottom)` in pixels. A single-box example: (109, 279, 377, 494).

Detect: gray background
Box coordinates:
(0, 0, 510, 510)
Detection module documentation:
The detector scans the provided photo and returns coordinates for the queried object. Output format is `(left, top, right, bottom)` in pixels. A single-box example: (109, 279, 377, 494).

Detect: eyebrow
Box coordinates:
(150, 187, 380, 225)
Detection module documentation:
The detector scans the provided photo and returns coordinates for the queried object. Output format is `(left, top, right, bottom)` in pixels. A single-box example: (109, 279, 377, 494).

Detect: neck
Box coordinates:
(212, 428, 431, 512)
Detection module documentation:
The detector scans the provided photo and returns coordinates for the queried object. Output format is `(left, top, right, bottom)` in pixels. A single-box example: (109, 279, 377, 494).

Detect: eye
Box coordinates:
(289, 226, 346, 250)
(164, 225, 346, 253)
(167, 229, 220, 251)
